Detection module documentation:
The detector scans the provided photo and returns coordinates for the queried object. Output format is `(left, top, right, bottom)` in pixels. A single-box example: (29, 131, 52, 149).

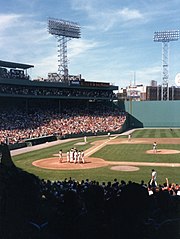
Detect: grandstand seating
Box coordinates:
(0, 103, 126, 146)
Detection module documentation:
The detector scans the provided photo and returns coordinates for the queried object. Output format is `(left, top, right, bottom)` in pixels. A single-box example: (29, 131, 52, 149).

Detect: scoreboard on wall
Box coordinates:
(127, 88, 140, 100)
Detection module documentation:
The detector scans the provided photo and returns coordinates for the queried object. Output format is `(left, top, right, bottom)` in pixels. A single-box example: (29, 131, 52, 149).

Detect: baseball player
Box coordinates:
(59, 149, 63, 163)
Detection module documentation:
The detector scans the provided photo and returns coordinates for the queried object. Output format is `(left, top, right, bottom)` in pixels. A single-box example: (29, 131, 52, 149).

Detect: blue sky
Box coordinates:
(0, 0, 180, 89)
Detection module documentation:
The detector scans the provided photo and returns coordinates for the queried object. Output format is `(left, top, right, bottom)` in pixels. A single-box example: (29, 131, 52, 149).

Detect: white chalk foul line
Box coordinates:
(86, 134, 120, 157)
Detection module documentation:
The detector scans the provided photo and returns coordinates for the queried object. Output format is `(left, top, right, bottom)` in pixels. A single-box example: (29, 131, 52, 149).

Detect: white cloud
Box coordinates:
(0, 14, 22, 31)
(99, 8, 144, 31)
(133, 66, 161, 86)
(68, 38, 100, 58)
(31, 53, 58, 79)
(71, 0, 94, 12)
(0, 13, 52, 65)
(31, 38, 101, 79)
(118, 8, 143, 21)
(71, 0, 144, 31)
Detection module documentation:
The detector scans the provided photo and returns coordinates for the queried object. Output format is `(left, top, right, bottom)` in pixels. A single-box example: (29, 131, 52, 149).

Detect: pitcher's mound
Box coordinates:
(32, 157, 107, 170)
(146, 149, 180, 155)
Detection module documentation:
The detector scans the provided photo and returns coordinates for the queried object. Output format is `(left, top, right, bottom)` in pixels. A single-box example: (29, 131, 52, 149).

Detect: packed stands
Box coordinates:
(0, 60, 33, 80)
(0, 107, 126, 145)
(0, 84, 116, 99)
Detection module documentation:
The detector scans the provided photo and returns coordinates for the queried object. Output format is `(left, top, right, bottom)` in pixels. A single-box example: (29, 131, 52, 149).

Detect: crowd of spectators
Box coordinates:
(0, 67, 29, 80)
(0, 84, 116, 99)
(0, 107, 126, 145)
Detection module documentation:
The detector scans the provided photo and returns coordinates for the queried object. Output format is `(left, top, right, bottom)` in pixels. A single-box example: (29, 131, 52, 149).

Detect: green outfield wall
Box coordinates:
(124, 100, 180, 128)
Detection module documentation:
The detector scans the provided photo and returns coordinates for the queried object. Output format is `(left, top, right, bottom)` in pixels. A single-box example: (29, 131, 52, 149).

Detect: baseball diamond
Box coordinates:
(31, 136, 180, 171)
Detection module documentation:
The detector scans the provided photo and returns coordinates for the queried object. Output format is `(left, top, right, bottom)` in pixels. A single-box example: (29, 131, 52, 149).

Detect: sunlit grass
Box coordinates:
(131, 128, 180, 138)
(92, 144, 180, 163)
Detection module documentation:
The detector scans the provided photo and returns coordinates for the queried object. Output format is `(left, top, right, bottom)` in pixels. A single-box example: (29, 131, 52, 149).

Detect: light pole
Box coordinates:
(153, 30, 179, 100)
(48, 18, 81, 83)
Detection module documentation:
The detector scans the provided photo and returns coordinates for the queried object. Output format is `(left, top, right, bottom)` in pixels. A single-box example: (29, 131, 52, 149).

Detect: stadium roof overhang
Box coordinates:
(0, 60, 34, 69)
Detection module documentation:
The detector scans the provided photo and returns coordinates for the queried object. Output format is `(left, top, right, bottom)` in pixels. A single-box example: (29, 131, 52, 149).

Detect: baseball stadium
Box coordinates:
(1, 19, 180, 239)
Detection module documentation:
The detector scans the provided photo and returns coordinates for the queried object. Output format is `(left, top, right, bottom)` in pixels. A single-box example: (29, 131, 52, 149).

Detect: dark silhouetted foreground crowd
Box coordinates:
(0, 144, 180, 239)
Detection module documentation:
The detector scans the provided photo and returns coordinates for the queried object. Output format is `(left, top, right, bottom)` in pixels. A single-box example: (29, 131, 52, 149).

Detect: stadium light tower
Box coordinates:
(153, 30, 179, 100)
(48, 18, 81, 83)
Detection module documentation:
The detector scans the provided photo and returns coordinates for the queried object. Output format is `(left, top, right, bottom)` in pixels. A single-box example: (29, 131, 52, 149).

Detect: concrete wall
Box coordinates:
(124, 100, 180, 128)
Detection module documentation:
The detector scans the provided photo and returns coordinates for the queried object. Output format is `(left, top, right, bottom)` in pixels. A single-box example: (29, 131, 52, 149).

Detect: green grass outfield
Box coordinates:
(12, 129, 180, 184)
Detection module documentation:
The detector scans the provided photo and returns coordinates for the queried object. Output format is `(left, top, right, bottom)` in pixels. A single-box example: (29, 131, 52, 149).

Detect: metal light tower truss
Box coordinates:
(48, 18, 81, 82)
(154, 30, 179, 100)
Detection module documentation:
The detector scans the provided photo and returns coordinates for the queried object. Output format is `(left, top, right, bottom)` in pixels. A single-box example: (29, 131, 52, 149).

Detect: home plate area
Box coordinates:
(110, 165, 140, 171)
